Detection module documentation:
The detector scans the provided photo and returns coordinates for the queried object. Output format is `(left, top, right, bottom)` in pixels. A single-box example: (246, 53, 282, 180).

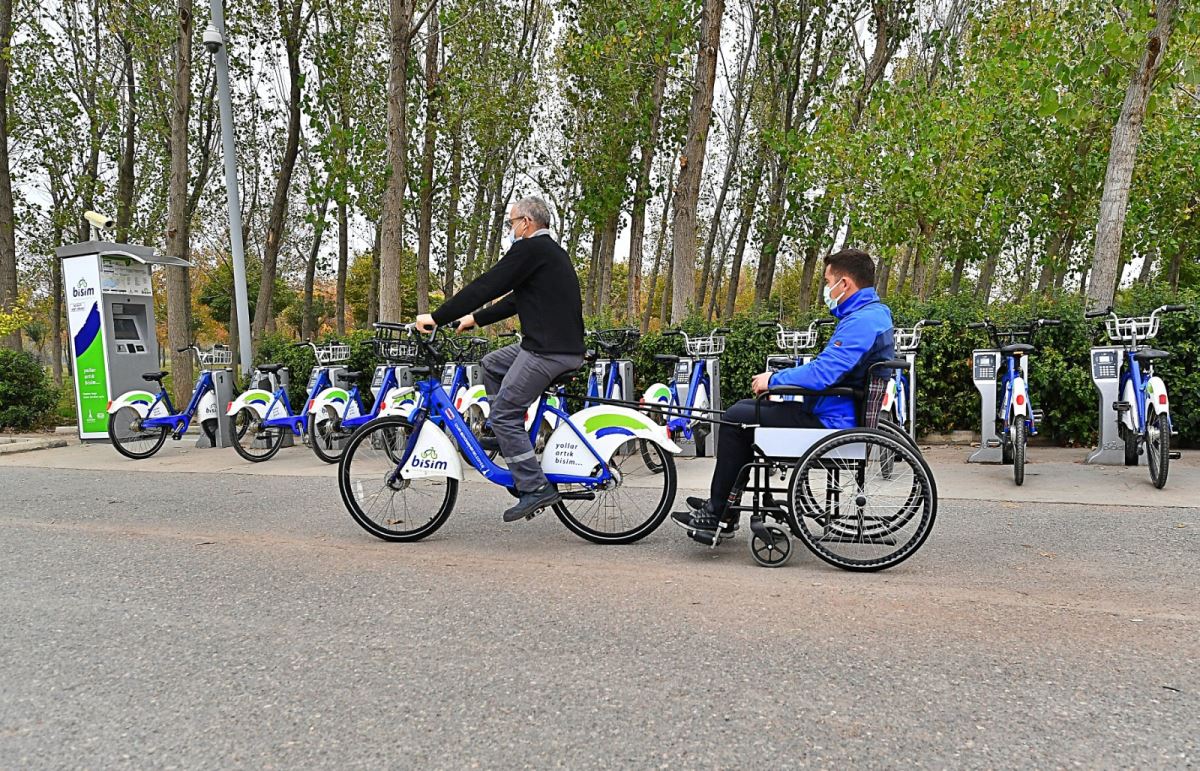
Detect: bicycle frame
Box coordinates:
(400, 377, 614, 489)
(997, 351, 1035, 437)
(141, 370, 217, 434)
(664, 360, 711, 439)
(260, 367, 339, 434)
(1119, 347, 1172, 434)
(585, 359, 623, 407)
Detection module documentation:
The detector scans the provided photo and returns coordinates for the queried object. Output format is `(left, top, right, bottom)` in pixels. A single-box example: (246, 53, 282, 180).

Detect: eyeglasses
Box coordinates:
(505, 215, 528, 230)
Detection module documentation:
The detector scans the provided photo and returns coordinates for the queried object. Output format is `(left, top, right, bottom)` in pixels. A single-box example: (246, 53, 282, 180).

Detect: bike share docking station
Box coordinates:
(1085, 345, 1131, 465)
(55, 237, 237, 444)
(670, 355, 721, 457)
(968, 348, 1021, 464)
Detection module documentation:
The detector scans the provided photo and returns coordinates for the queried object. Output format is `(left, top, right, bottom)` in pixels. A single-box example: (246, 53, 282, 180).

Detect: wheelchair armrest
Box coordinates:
(868, 359, 911, 379)
(755, 386, 859, 422)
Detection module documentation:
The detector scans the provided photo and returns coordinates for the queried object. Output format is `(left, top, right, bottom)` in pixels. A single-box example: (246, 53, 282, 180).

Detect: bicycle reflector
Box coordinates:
(1015, 393, 1025, 406)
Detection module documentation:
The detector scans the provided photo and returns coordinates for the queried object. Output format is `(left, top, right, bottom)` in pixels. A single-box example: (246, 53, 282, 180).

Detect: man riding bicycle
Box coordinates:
(672, 248, 896, 538)
(416, 196, 585, 523)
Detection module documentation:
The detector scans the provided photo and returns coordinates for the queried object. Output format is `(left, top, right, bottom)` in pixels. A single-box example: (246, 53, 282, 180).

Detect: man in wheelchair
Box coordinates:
(672, 247, 895, 539)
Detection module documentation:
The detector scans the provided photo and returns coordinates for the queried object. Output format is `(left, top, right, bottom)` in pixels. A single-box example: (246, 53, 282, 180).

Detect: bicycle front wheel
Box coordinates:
(309, 405, 350, 463)
(1012, 418, 1026, 486)
(554, 438, 677, 544)
(339, 416, 457, 542)
(1145, 411, 1170, 489)
(108, 406, 168, 459)
(230, 407, 285, 462)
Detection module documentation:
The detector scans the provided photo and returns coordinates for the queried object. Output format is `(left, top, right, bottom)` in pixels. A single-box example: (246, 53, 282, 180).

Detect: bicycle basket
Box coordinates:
(1105, 316, 1158, 342)
(894, 327, 922, 352)
(373, 330, 420, 363)
(314, 343, 351, 365)
(198, 345, 233, 367)
(685, 334, 726, 357)
(777, 328, 817, 353)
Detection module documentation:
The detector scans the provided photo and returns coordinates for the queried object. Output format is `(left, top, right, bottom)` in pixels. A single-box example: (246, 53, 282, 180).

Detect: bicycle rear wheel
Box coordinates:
(339, 416, 457, 542)
(1012, 419, 1026, 486)
(553, 438, 676, 544)
(230, 407, 285, 462)
(108, 406, 168, 459)
(309, 405, 350, 463)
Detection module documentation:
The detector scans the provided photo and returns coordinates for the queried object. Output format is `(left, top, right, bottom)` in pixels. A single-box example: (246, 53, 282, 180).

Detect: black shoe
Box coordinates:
(503, 483, 561, 522)
(478, 434, 500, 453)
(672, 498, 738, 537)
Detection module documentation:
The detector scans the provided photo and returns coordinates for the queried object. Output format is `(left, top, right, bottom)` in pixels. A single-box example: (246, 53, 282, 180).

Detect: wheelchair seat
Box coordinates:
(1000, 343, 1035, 356)
(142, 370, 168, 382)
(1134, 348, 1170, 363)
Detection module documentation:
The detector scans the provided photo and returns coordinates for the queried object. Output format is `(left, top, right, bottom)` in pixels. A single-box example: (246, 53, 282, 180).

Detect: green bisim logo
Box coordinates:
(412, 445, 448, 471)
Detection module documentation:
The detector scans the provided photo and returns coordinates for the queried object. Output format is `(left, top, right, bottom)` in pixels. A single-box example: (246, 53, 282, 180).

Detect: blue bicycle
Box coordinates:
(107, 344, 233, 459)
(308, 323, 416, 463)
(967, 318, 1061, 485)
(338, 325, 682, 544)
(880, 319, 942, 437)
(584, 327, 640, 407)
(225, 340, 351, 462)
(641, 327, 729, 456)
(1085, 304, 1188, 488)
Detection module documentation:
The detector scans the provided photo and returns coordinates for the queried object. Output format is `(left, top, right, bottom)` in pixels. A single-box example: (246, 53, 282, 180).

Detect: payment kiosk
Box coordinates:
(1085, 346, 1128, 465)
(57, 241, 190, 440)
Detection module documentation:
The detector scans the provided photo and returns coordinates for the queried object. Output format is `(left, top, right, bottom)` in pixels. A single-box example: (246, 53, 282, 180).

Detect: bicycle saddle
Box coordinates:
(141, 370, 168, 382)
(545, 370, 577, 393)
(653, 354, 679, 364)
(257, 363, 286, 374)
(340, 370, 364, 382)
(1134, 348, 1170, 363)
(1000, 343, 1035, 355)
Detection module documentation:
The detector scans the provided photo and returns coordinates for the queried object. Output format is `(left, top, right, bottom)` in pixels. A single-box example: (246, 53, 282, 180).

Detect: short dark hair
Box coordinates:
(824, 248, 875, 288)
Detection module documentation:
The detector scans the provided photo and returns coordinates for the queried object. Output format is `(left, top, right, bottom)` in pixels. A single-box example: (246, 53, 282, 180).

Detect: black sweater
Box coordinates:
(431, 234, 585, 355)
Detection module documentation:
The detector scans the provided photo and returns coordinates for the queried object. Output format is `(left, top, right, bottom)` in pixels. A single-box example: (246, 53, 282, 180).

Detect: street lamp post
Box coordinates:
(203, 3, 251, 376)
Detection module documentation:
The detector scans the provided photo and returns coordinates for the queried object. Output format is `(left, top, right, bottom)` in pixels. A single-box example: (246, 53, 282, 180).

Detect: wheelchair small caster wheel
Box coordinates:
(750, 526, 792, 568)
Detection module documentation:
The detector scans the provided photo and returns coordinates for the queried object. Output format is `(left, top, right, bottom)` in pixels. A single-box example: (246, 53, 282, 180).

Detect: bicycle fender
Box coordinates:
(541, 406, 682, 476)
(1010, 377, 1029, 418)
(1121, 380, 1139, 431)
(307, 388, 351, 417)
(1146, 377, 1169, 416)
(880, 379, 896, 412)
(454, 384, 489, 416)
(107, 390, 157, 417)
(398, 421, 463, 480)
(378, 386, 419, 418)
(198, 390, 220, 421)
(225, 389, 272, 418)
(641, 382, 671, 406)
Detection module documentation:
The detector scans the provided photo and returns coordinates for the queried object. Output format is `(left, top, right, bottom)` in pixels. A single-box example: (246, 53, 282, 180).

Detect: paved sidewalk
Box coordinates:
(4, 440, 1195, 508)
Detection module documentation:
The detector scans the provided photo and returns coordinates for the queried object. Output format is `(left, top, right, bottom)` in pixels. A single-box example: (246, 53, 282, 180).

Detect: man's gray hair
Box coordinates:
(513, 196, 553, 229)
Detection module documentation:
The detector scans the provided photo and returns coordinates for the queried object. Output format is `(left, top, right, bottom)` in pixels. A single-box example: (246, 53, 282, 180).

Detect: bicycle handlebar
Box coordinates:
(1162, 304, 1187, 313)
(1084, 308, 1112, 319)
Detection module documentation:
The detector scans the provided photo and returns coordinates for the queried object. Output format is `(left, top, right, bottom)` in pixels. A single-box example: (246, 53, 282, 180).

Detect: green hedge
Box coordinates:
(0, 349, 61, 431)
(251, 287, 1198, 447)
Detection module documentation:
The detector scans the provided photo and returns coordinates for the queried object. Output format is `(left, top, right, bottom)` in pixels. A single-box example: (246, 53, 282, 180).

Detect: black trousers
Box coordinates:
(709, 398, 824, 514)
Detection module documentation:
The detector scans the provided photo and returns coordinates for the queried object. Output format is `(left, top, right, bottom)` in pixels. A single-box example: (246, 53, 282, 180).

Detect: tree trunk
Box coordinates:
(0, 0, 17, 350)
(949, 252, 966, 295)
(443, 129, 462, 298)
(976, 246, 999, 303)
(1086, 0, 1179, 309)
(253, 0, 305, 339)
(166, 0, 193, 401)
(660, 246, 673, 329)
(725, 154, 762, 319)
(669, 0, 723, 323)
(302, 196, 330, 339)
(368, 221, 380, 326)
(336, 200, 348, 334)
(894, 241, 914, 296)
(626, 49, 670, 321)
(462, 159, 488, 282)
(598, 211, 618, 315)
(584, 225, 601, 315)
(876, 255, 892, 298)
(379, 0, 416, 321)
(415, 11, 439, 314)
(115, 21, 136, 242)
(642, 168, 675, 332)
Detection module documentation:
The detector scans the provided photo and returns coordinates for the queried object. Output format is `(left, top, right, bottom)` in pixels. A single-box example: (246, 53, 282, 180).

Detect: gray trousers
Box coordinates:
(481, 343, 583, 492)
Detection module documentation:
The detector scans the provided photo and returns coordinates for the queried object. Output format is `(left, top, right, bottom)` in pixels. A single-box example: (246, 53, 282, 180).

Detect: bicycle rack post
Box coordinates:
(968, 349, 1003, 463)
(197, 368, 236, 449)
(277, 367, 295, 448)
(614, 359, 635, 402)
(1085, 345, 1128, 465)
(708, 357, 721, 456)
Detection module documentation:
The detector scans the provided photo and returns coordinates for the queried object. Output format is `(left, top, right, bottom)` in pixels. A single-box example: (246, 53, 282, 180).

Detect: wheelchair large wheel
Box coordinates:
(787, 428, 936, 572)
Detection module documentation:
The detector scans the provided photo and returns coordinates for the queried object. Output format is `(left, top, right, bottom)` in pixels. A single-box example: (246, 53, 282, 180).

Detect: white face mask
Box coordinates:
(823, 278, 846, 312)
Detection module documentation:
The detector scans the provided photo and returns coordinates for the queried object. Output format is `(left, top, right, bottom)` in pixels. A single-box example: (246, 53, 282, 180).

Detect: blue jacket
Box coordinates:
(768, 287, 895, 428)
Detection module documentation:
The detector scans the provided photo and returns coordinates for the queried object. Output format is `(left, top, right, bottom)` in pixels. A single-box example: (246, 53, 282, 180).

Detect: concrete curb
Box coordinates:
(0, 436, 74, 456)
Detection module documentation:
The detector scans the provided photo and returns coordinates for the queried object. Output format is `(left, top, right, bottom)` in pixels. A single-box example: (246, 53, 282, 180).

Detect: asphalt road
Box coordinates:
(1, 467, 1196, 768)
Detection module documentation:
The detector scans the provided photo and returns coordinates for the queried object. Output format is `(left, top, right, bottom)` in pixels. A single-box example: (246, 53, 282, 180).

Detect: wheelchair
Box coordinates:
(687, 360, 938, 571)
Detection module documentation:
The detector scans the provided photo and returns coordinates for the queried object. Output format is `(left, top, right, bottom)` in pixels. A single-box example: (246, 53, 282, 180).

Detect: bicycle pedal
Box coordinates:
(1168, 451, 1181, 460)
(1113, 401, 1131, 413)
(985, 439, 1001, 448)
(1031, 410, 1045, 422)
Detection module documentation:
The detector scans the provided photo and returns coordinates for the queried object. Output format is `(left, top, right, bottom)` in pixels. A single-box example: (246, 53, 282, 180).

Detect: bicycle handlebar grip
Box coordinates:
(757, 321, 777, 328)
(815, 318, 836, 326)
(662, 330, 681, 337)
(372, 321, 409, 331)
(498, 331, 517, 338)
(176, 346, 191, 352)
(966, 322, 985, 329)
(1040, 319, 1062, 326)
(923, 320, 944, 327)
(1083, 309, 1110, 319)
(1163, 304, 1188, 313)
(714, 327, 732, 334)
